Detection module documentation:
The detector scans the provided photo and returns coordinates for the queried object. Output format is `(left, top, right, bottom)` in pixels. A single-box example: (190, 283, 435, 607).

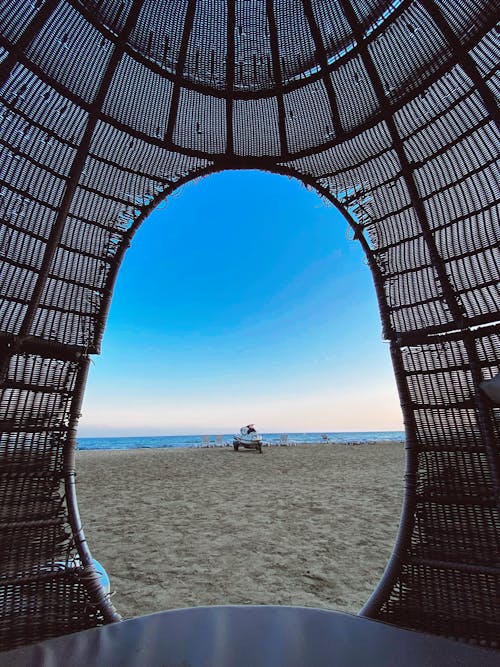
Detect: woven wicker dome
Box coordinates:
(0, 0, 499, 653)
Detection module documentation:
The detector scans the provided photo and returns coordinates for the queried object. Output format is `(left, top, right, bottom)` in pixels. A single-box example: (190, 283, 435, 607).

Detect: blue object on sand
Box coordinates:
(92, 559, 111, 595)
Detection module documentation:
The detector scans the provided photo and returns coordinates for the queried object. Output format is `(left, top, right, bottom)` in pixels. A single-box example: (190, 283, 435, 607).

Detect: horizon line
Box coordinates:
(78, 428, 406, 439)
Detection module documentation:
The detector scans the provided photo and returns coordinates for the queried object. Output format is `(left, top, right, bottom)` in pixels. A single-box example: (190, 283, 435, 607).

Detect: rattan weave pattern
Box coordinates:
(0, 0, 499, 652)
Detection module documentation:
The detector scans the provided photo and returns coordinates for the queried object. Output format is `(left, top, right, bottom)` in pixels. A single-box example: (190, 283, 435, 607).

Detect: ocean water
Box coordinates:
(77, 431, 405, 451)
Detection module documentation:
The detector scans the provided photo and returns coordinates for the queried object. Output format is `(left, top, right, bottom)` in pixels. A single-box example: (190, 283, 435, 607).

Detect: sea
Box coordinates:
(77, 431, 405, 451)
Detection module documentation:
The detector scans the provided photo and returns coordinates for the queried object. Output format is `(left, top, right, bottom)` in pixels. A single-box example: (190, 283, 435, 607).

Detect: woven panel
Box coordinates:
(184, 0, 227, 87)
(275, 0, 316, 85)
(129, 0, 188, 73)
(234, 0, 271, 91)
(173, 88, 226, 154)
(103, 55, 174, 136)
(26, 2, 112, 102)
(0, 1, 37, 43)
(86, 0, 132, 34)
(284, 80, 335, 152)
(368, 4, 450, 105)
(329, 55, 379, 132)
(475, 327, 500, 448)
(89, 121, 211, 179)
(0, 574, 106, 651)
(434, 0, 494, 40)
(0, 350, 110, 650)
(378, 563, 498, 644)
(234, 98, 281, 156)
(1, 64, 90, 145)
(373, 329, 500, 644)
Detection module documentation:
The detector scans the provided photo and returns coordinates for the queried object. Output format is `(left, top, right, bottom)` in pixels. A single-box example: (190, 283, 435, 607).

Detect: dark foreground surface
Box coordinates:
(0, 606, 497, 667)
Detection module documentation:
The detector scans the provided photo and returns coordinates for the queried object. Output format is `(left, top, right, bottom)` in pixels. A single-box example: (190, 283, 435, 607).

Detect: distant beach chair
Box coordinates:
(279, 434, 296, 446)
(321, 434, 330, 443)
(201, 435, 211, 448)
(214, 434, 223, 447)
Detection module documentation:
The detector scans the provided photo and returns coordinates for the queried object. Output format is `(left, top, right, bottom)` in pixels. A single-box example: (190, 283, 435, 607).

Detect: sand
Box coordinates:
(75, 442, 405, 620)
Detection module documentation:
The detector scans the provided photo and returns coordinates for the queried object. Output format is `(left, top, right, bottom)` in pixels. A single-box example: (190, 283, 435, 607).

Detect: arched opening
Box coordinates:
(75, 169, 405, 618)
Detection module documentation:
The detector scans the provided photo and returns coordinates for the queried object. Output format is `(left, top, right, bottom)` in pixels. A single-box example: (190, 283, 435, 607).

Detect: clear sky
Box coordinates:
(79, 170, 403, 436)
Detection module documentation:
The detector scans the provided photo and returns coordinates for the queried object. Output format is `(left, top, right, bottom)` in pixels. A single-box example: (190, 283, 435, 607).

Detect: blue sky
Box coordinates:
(79, 170, 403, 436)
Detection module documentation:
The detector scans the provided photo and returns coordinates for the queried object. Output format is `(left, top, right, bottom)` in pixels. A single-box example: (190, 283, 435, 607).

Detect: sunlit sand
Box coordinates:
(76, 442, 405, 619)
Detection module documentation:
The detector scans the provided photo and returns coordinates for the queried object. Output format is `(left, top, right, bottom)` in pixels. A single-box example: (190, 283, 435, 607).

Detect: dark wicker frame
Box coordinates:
(0, 0, 498, 652)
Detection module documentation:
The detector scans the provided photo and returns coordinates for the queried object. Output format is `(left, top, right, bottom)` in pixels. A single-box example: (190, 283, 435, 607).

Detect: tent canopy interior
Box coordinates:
(0, 0, 498, 653)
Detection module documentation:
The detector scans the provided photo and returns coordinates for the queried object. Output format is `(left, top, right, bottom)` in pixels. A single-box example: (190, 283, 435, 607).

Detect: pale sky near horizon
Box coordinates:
(79, 170, 404, 437)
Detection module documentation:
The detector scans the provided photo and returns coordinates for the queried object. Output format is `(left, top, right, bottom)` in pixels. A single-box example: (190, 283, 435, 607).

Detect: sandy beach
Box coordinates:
(75, 442, 405, 619)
